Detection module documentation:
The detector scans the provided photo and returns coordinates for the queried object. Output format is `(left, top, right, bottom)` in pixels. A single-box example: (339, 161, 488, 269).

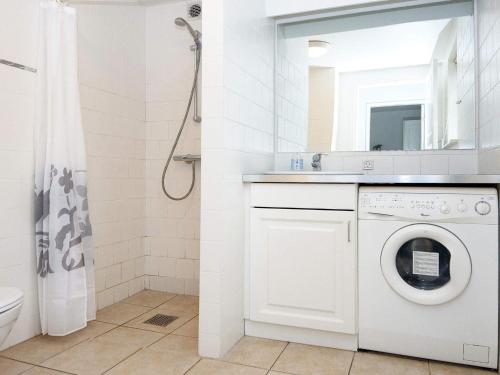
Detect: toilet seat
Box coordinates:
(0, 288, 24, 314)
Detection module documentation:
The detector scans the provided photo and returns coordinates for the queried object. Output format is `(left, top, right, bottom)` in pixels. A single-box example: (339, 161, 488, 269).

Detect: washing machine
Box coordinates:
(358, 186, 498, 369)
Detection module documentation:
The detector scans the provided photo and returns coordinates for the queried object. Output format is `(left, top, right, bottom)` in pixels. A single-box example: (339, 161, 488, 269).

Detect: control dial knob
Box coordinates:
(475, 201, 491, 215)
(439, 204, 451, 214)
(457, 203, 468, 212)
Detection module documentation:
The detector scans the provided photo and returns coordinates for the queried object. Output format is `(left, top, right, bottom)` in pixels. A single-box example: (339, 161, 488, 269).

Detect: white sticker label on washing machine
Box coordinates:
(412, 251, 439, 277)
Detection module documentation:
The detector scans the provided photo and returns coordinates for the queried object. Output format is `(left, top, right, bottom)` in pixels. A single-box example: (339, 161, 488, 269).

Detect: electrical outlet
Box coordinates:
(362, 160, 374, 170)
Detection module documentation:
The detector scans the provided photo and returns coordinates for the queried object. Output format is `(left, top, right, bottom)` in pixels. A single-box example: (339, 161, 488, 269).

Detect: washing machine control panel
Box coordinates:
(359, 190, 497, 223)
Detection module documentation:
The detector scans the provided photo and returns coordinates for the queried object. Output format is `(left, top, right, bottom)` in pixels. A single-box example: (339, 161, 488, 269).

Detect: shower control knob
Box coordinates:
(439, 204, 451, 214)
(475, 201, 491, 215)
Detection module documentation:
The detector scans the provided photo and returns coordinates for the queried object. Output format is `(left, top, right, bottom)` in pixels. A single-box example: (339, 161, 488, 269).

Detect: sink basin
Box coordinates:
(264, 171, 364, 175)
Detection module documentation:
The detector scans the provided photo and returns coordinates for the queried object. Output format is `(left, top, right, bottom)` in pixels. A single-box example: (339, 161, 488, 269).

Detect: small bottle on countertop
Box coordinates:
(291, 152, 304, 171)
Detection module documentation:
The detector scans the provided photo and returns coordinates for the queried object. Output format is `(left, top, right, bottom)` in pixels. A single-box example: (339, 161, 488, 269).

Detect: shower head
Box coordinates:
(175, 17, 201, 48)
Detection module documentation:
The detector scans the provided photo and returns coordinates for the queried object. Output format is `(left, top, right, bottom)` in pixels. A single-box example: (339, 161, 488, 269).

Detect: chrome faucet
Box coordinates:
(312, 153, 327, 171)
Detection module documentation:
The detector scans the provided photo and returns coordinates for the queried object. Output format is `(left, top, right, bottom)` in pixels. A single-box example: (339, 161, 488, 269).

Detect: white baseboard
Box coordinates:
(245, 320, 358, 351)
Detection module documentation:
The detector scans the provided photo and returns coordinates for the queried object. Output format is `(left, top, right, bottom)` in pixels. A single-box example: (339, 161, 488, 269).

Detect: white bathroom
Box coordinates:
(0, 0, 499, 374)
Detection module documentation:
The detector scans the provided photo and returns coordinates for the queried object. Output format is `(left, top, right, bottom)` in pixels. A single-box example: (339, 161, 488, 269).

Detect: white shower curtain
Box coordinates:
(34, 0, 96, 336)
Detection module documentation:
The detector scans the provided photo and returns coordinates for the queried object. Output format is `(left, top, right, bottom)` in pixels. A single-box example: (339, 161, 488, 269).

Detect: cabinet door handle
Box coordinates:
(348, 221, 351, 242)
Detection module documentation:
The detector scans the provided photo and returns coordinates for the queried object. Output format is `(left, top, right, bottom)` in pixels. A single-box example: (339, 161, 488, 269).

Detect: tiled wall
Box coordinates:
(276, 150, 478, 175)
(1, 0, 207, 350)
(0, 0, 40, 351)
(76, 5, 147, 309)
(200, 0, 275, 358)
(456, 17, 476, 149)
(276, 37, 309, 152)
(477, 0, 500, 173)
(143, 1, 201, 296)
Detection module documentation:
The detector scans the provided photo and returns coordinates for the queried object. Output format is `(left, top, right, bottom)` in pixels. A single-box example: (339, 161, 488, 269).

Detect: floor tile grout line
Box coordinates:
(208, 357, 283, 374)
(100, 292, 198, 370)
(119, 292, 178, 309)
(106, 311, 200, 351)
(0, 323, 120, 369)
(24, 302, 158, 370)
(0, 292, 197, 373)
(268, 341, 289, 372)
(95, 293, 198, 319)
(95, 302, 157, 327)
(95, 304, 155, 327)
(50, 318, 170, 374)
(31, 327, 123, 372)
(0, 356, 39, 367)
(182, 357, 203, 375)
(100, 346, 144, 375)
(170, 332, 199, 339)
(347, 350, 356, 374)
(0, 355, 76, 375)
(20, 363, 78, 375)
(103, 319, 171, 350)
(116, 324, 167, 335)
(141, 327, 178, 350)
(98, 311, 201, 374)
(119, 301, 167, 309)
(120, 309, 198, 335)
(219, 356, 283, 372)
(220, 339, 290, 372)
(170, 314, 199, 337)
(121, 323, 181, 335)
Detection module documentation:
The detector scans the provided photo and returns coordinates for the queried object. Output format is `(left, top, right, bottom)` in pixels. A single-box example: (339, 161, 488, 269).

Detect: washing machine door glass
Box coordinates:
(396, 238, 451, 290)
(381, 224, 471, 305)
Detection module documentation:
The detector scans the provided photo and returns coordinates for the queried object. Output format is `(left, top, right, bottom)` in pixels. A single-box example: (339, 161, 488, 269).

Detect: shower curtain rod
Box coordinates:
(0, 59, 36, 73)
(2, 0, 159, 72)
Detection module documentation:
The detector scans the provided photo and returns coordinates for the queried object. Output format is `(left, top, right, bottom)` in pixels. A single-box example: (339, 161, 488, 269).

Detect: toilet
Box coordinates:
(0, 287, 24, 346)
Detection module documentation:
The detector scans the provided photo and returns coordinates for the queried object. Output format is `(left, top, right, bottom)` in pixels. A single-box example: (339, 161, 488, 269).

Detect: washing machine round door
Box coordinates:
(381, 224, 471, 305)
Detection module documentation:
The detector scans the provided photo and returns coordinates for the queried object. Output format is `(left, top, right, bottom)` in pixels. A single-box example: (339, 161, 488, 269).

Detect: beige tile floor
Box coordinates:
(0, 290, 495, 374)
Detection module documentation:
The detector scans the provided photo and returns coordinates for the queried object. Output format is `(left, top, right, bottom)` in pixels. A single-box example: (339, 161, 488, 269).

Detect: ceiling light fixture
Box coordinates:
(309, 40, 330, 58)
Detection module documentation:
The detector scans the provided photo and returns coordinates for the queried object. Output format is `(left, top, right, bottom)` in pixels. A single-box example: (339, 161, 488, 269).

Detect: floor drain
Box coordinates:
(143, 314, 178, 327)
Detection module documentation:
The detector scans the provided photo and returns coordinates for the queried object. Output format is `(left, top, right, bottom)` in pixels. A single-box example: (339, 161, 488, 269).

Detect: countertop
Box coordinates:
(242, 173, 500, 184)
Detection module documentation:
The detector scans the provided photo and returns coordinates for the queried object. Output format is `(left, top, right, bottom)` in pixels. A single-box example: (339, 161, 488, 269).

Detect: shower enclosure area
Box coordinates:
(86, 0, 202, 306)
(2, 0, 274, 357)
(142, 2, 202, 297)
(0, 0, 202, 349)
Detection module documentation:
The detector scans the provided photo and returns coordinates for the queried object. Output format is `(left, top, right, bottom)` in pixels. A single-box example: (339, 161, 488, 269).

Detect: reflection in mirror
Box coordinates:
(276, 1, 476, 153)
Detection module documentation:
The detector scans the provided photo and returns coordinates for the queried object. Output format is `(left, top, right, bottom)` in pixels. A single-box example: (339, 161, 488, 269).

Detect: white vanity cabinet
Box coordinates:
(246, 183, 358, 345)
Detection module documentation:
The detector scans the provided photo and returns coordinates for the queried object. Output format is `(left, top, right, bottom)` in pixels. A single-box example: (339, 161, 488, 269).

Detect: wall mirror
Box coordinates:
(275, 0, 476, 153)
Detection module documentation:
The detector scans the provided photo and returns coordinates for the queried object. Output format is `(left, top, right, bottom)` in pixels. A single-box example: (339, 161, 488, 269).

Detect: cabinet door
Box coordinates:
(250, 208, 356, 334)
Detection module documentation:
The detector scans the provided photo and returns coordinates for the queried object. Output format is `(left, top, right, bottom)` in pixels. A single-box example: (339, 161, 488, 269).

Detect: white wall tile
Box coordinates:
(478, 0, 500, 173)
(143, 1, 201, 295)
(449, 154, 478, 174)
(200, 0, 274, 359)
(420, 155, 450, 175)
(0, 0, 40, 351)
(394, 156, 421, 175)
(76, 3, 147, 317)
(277, 150, 479, 175)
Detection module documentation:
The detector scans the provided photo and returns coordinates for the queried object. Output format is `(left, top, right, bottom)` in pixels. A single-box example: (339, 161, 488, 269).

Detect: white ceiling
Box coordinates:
(309, 18, 451, 72)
